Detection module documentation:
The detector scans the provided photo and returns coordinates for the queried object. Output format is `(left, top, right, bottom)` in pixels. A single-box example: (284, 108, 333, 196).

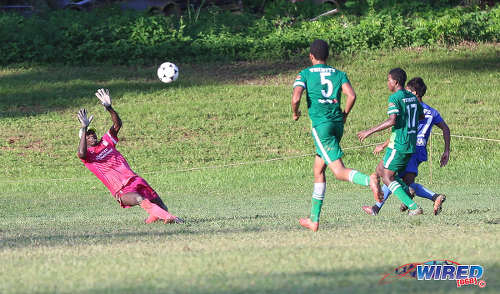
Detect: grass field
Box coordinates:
(0, 43, 499, 294)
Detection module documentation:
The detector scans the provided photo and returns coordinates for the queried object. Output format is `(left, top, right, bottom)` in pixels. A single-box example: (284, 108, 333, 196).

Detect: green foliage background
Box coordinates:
(0, 2, 498, 65)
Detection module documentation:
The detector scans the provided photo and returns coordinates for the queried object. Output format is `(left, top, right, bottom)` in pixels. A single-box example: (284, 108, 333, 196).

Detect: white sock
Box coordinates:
(313, 182, 326, 200)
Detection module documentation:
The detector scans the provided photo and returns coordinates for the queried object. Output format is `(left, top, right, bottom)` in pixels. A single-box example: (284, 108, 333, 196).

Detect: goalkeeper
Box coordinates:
(77, 89, 183, 224)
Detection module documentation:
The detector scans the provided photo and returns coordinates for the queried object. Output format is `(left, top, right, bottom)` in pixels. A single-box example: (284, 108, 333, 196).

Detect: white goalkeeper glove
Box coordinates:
(95, 88, 112, 108)
(77, 108, 94, 128)
(77, 108, 94, 138)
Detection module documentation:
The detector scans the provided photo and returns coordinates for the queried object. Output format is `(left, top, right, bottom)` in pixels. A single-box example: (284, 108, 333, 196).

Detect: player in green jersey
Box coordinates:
(357, 68, 425, 215)
(292, 39, 382, 232)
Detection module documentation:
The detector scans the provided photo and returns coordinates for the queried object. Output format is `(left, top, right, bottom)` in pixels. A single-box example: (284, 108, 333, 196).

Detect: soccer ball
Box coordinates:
(157, 62, 179, 83)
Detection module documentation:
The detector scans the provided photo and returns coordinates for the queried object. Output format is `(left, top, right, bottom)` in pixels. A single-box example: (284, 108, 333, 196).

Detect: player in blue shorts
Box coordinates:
(362, 77, 451, 216)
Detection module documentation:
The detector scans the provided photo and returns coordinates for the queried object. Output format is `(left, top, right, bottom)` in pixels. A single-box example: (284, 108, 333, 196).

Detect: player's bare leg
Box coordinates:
(328, 158, 382, 202)
(327, 157, 351, 181)
(369, 173, 383, 202)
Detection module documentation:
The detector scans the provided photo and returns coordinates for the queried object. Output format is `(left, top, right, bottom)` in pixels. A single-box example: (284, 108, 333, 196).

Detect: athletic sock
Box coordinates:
(409, 183, 436, 200)
(348, 170, 369, 186)
(388, 181, 418, 210)
(394, 175, 410, 193)
(375, 184, 392, 208)
(140, 199, 174, 222)
(310, 183, 325, 223)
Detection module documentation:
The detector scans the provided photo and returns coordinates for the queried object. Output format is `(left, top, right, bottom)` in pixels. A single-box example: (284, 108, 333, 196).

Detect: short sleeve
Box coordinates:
(102, 129, 119, 148)
(293, 70, 306, 89)
(432, 109, 443, 125)
(387, 96, 400, 116)
(340, 72, 350, 86)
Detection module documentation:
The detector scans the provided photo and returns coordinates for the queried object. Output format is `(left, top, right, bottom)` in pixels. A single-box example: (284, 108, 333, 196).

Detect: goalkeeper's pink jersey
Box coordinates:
(81, 130, 136, 196)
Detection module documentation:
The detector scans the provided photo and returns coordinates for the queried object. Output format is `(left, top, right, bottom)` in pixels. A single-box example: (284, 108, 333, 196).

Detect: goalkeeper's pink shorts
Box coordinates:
(114, 176, 159, 208)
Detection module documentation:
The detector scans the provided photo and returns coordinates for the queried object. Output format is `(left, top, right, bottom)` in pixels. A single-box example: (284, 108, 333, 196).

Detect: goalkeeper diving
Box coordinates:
(77, 89, 183, 224)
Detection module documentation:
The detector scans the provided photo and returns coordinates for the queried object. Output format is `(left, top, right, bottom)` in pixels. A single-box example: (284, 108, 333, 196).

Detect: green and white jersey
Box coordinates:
(293, 64, 349, 127)
(387, 89, 424, 154)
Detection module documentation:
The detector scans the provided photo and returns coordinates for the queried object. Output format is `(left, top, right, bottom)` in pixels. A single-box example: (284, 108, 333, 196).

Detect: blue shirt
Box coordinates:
(415, 101, 443, 161)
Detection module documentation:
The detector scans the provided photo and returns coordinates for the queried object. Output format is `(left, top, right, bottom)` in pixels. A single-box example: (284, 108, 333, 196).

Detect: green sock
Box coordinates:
(394, 175, 410, 194)
(310, 196, 323, 223)
(349, 170, 369, 186)
(388, 181, 418, 210)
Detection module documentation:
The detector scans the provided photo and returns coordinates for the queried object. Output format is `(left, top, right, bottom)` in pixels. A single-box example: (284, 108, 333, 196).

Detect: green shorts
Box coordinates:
(383, 147, 412, 172)
(311, 122, 344, 165)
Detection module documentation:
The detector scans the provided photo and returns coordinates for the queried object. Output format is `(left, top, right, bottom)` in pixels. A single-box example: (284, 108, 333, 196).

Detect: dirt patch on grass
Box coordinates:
(23, 140, 45, 152)
(8, 137, 19, 145)
(1, 135, 48, 154)
(1, 136, 22, 150)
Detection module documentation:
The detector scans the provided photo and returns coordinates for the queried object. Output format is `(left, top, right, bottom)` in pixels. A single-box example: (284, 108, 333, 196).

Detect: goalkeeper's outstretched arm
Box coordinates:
(76, 108, 93, 159)
(107, 106, 122, 138)
(95, 88, 122, 137)
(77, 130, 87, 159)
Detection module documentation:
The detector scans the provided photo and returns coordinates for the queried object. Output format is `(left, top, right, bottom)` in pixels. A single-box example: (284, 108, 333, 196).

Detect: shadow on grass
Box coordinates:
(0, 61, 307, 118)
(70, 264, 499, 294)
(0, 69, 171, 118)
(1, 47, 497, 118)
(414, 51, 500, 73)
(188, 214, 277, 224)
(0, 214, 280, 249)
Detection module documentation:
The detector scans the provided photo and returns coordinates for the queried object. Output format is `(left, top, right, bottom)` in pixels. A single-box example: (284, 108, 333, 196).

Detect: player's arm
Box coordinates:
(95, 88, 122, 137)
(373, 138, 390, 154)
(76, 108, 93, 159)
(341, 82, 356, 123)
(77, 130, 87, 159)
(107, 106, 122, 137)
(291, 86, 304, 121)
(357, 114, 397, 142)
(435, 120, 451, 167)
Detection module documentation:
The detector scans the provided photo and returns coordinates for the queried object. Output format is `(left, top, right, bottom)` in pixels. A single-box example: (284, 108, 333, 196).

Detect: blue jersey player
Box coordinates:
(362, 77, 451, 216)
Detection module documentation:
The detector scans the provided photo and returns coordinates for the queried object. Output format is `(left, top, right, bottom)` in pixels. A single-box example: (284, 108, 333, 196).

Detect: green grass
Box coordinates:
(0, 43, 499, 294)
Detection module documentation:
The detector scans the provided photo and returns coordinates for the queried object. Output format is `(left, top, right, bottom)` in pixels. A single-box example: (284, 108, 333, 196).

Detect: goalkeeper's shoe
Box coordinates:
(145, 215, 184, 224)
(362, 205, 378, 216)
(433, 194, 446, 215)
(408, 207, 423, 216)
(140, 199, 176, 224)
(299, 218, 319, 232)
(173, 216, 185, 224)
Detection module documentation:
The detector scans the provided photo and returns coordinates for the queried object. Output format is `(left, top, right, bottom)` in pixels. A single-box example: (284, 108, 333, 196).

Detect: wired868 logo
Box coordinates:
(379, 260, 487, 288)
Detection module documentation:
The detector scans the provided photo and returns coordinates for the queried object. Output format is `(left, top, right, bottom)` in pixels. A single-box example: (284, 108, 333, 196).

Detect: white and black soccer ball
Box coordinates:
(157, 62, 179, 83)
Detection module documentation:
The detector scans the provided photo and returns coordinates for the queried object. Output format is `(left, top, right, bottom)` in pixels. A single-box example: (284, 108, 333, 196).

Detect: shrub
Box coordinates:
(0, 4, 498, 65)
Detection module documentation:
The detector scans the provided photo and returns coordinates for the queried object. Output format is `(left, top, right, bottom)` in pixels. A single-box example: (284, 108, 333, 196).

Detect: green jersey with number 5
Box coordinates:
(387, 89, 424, 154)
(293, 64, 349, 127)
